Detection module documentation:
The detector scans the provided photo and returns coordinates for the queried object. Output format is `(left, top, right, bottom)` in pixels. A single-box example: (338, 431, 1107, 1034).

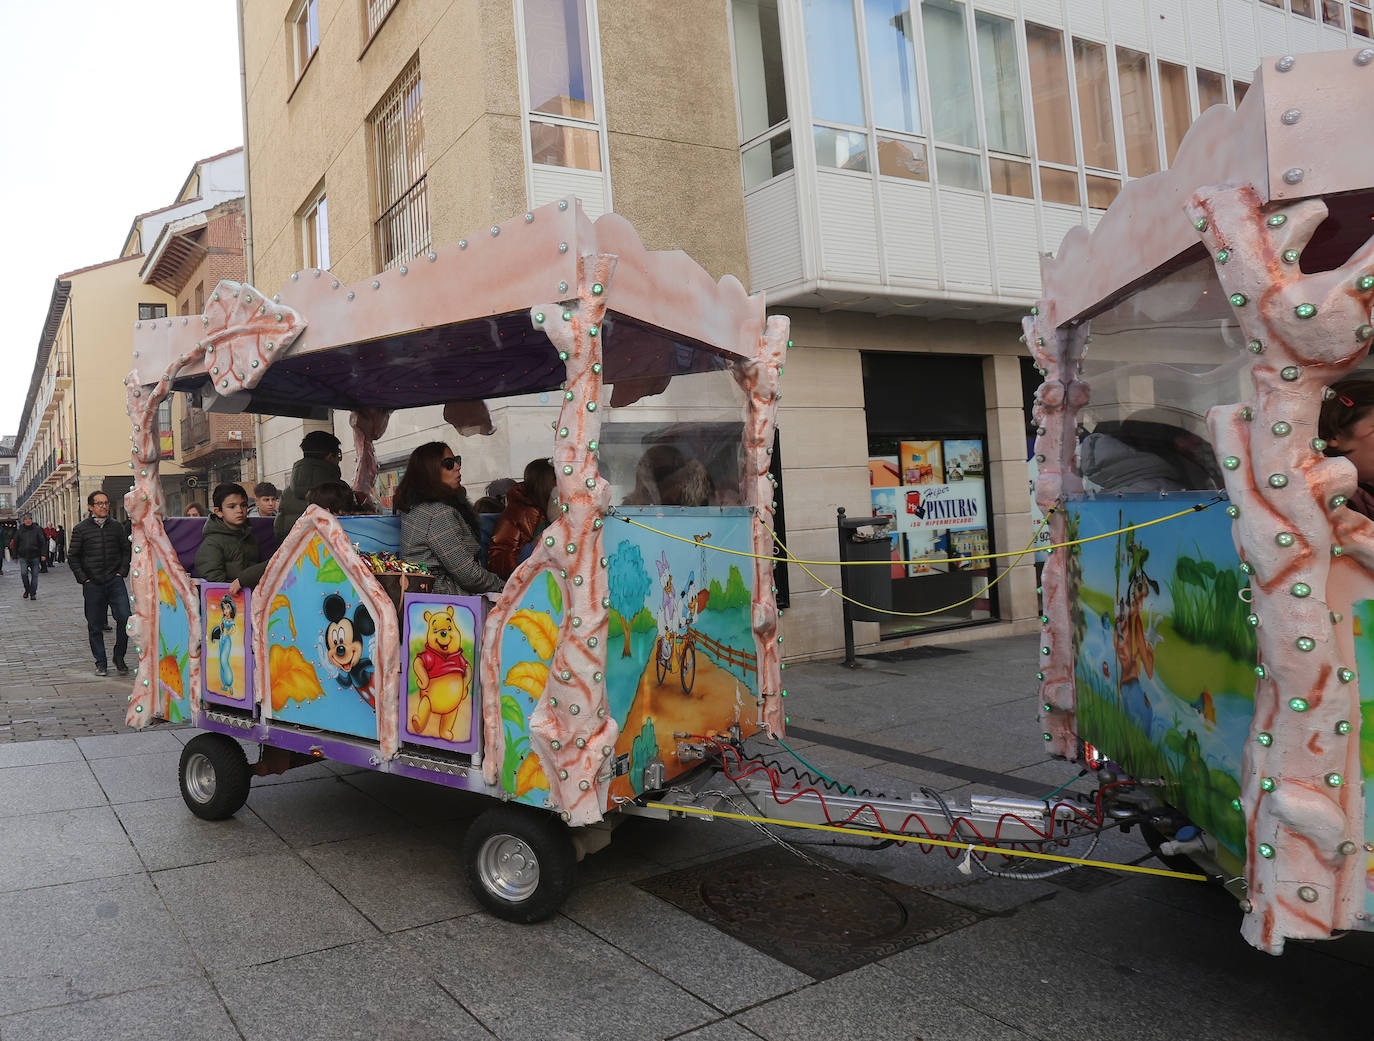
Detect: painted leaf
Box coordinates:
(158, 654, 184, 697)
(270, 595, 298, 639)
(268, 643, 326, 711)
(157, 569, 177, 609)
(515, 753, 549, 797)
(507, 609, 558, 660)
(503, 660, 550, 698)
(545, 571, 563, 617)
(501, 692, 527, 728)
(315, 555, 347, 585)
(304, 537, 323, 569)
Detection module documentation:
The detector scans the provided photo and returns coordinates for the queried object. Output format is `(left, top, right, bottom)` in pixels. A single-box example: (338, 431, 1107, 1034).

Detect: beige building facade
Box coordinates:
(17, 258, 179, 529)
(237, 0, 1369, 658)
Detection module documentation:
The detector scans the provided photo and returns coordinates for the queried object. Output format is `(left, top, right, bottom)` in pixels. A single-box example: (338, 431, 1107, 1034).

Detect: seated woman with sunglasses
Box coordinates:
(395, 442, 505, 595)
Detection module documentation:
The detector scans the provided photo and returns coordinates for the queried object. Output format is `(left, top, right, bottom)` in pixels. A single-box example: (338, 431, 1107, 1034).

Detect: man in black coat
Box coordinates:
(12, 513, 48, 599)
(68, 490, 132, 677)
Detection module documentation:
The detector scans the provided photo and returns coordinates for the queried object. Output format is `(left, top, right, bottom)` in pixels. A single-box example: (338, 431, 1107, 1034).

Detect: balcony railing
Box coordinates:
(181, 410, 210, 450)
(17, 441, 70, 507)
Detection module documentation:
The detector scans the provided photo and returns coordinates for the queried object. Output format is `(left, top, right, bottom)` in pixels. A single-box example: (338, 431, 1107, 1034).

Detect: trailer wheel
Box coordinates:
(179, 733, 251, 821)
(463, 804, 577, 923)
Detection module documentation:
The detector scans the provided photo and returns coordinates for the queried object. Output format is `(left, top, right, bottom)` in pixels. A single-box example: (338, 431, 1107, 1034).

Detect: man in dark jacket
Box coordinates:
(274, 429, 343, 540)
(13, 513, 48, 599)
(69, 490, 133, 677)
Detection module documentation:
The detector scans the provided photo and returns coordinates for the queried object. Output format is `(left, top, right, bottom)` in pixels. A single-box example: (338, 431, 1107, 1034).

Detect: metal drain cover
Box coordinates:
(637, 845, 984, 979)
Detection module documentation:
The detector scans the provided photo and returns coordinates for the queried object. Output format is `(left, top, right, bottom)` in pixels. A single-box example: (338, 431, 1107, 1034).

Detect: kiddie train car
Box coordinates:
(121, 200, 788, 921)
(1028, 47, 1374, 953)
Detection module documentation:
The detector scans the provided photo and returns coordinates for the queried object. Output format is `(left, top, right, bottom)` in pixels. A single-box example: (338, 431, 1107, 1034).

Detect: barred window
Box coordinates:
(370, 58, 429, 270)
(366, 0, 400, 40)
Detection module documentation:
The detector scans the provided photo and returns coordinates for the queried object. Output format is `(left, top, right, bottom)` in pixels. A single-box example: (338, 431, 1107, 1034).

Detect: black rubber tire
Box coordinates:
(679, 641, 696, 694)
(463, 804, 577, 923)
(654, 635, 669, 685)
(178, 733, 252, 821)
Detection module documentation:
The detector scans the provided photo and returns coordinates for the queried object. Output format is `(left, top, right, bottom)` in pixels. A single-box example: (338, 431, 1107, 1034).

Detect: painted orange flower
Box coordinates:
(268, 643, 325, 711)
(515, 753, 549, 796)
(157, 569, 177, 609)
(158, 654, 184, 697)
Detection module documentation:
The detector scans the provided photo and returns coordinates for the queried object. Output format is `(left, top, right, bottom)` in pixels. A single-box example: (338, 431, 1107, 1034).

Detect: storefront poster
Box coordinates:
(868, 456, 900, 487)
(869, 487, 910, 578)
(949, 528, 989, 570)
(900, 441, 943, 486)
(942, 439, 984, 479)
(1027, 455, 1053, 558)
(901, 482, 986, 532)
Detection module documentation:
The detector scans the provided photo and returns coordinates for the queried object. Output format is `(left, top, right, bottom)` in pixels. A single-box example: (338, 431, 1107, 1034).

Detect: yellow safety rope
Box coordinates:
(763, 513, 1047, 618)
(644, 802, 1208, 882)
(608, 497, 1220, 568)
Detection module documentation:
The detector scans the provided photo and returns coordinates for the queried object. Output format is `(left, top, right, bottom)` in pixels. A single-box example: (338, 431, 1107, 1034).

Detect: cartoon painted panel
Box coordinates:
(264, 535, 380, 741)
(203, 584, 252, 709)
(1068, 495, 1251, 862)
(495, 570, 564, 808)
(155, 563, 191, 724)
(605, 508, 759, 800)
(403, 594, 483, 753)
(1346, 599, 1374, 916)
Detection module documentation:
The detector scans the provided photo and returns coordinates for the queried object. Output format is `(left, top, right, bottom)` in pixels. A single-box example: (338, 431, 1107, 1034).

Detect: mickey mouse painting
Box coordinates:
(323, 593, 376, 708)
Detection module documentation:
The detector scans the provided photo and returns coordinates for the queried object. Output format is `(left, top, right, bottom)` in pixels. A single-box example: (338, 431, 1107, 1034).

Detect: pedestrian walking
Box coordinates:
(54, 524, 66, 563)
(68, 491, 132, 677)
(40, 524, 56, 571)
(12, 513, 48, 599)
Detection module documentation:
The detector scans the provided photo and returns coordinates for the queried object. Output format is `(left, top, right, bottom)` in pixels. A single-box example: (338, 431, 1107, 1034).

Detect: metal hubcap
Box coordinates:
(477, 833, 540, 902)
(184, 752, 217, 803)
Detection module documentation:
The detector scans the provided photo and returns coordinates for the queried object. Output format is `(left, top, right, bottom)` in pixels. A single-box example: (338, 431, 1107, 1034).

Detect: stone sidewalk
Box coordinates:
(0, 563, 1369, 1039)
(0, 559, 136, 742)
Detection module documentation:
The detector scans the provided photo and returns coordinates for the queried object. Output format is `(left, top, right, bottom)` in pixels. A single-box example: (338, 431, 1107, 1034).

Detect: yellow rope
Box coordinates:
(763, 514, 1046, 618)
(644, 802, 1208, 881)
(609, 497, 1219, 568)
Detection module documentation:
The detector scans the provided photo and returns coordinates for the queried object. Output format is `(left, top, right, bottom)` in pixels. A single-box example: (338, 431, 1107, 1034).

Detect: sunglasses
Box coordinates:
(441, 455, 461, 470)
(91, 500, 110, 507)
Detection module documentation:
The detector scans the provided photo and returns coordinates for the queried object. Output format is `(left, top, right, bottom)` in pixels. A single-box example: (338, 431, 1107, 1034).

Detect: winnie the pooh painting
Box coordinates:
(410, 605, 473, 743)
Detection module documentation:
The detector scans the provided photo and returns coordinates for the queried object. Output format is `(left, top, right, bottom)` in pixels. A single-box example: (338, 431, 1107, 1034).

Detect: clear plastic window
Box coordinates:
(1074, 256, 1246, 494)
(600, 371, 747, 507)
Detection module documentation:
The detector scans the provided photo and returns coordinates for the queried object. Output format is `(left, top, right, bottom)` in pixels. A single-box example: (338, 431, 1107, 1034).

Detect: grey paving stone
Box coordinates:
(153, 851, 379, 970)
(737, 963, 1032, 1041)
(244, 774, 407, 846)
(565, 881, 810, 1013)
(0, 977, 239, 1041)
(392, 914, 717, 1040)
(0, 739, 81, 768)
(212, 938, 488, 1041)
(0, 805, 141, 892)
(0, 874, 198, 1017)
(882, 884, 1368, 1040)
(0, 760, 107, 818)
(298, 825, 478, 933)
(88, 749, 184, 803)
(112, 796, 288, 871)
(673, 1021, 770, 1041)
(75, 728, 186, 760)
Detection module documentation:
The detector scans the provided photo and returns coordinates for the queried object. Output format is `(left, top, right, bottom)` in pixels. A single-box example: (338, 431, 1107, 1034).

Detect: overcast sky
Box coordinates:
(1, 1, 244, 436)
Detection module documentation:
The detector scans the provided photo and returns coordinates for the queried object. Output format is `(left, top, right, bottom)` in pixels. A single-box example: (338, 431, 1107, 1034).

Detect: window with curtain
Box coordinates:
(1322, 0, 1346, 27)
(865, 0, 922, 133)
(1233, 80, 1250, 105)
(734, 0, 789, 141)
(1354, 4, 1373, 37)
(803, 0, 865, 126)
(1116, 47, 1159, 177)
(522, 0, 603, 172)
(1025, 24, 1074, 166)
(1073, 38, 1116, 171)
(1196, 68, 1226, 112)
(1157, 60, 1189, 166)
(1291, 0, 1315, 17)
(976, 11, 1026, 155)
(921, 0, 978, 148)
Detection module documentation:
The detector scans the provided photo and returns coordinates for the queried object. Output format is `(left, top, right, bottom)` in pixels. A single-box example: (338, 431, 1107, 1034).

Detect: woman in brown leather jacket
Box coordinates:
(487, 458, 556, 578)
